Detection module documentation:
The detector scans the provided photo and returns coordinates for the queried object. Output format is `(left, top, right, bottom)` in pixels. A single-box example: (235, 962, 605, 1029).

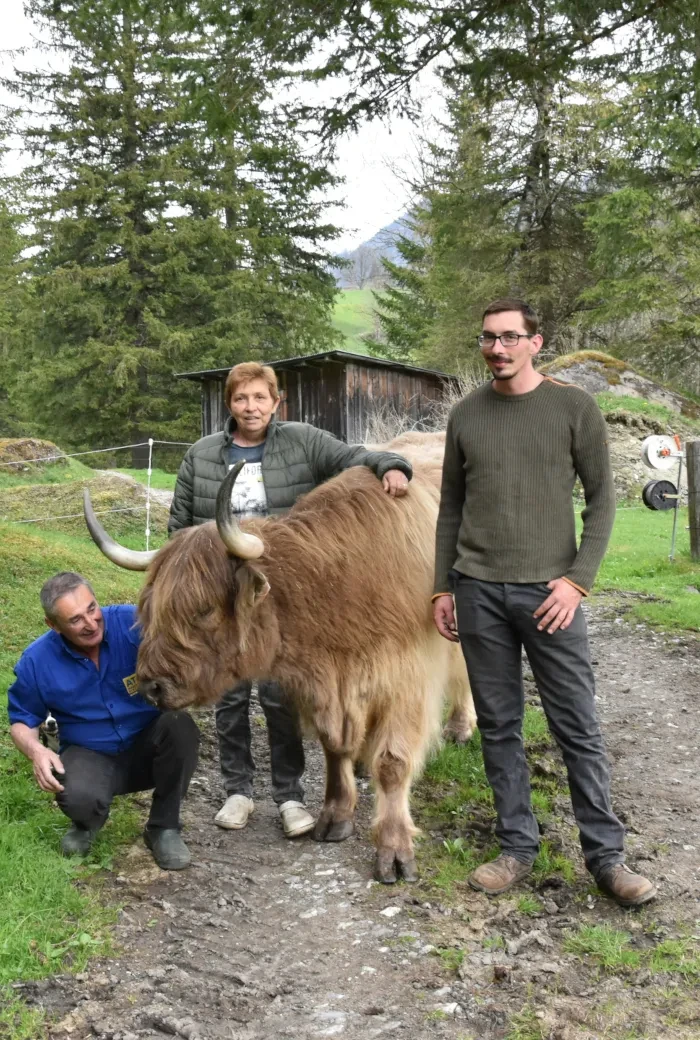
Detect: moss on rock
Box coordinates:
(0, 438, 67, 471)
(543, 351, 628, 374)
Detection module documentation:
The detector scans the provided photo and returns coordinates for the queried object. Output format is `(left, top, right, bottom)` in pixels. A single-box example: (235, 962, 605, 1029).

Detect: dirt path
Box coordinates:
(16, 605, 700, 1040)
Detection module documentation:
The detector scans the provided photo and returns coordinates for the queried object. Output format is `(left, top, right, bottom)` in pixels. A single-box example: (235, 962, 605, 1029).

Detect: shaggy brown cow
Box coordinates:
(84, 456, 475, 883)
(381, 431, 474, 745)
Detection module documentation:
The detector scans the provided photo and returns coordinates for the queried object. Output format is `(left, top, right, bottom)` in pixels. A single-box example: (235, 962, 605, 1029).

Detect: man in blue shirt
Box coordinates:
(8, 572, 200, 869)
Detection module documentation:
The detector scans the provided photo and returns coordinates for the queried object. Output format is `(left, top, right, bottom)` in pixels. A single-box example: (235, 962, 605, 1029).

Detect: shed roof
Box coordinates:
(176, 349, 456, 383)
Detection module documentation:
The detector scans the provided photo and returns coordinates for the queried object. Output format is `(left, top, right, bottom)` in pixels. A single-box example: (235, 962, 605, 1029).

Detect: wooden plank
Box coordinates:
(277, 371, 289, 421)
(202, 379, 226, 436)
(201, 387, 209, 438)
(380, 367, 389, 406)
(346, 363, 361, 443)
(338, 364, 348, 442)
(321, 362, 343, 440)
(687, 440, 700, 561)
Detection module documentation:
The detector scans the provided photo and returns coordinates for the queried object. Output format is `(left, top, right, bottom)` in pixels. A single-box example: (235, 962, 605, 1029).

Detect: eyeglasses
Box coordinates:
(477, 332, 534, 348)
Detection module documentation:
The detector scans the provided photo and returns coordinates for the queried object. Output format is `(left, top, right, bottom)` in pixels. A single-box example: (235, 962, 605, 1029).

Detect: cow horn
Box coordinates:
(83, 488, 158, 571)
(215, 460, 265, 560)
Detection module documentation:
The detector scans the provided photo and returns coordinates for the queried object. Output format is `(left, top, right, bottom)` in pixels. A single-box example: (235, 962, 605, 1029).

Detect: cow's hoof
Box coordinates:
(374, 849, 419, 884)
(313, 818, 355, 843)
(374, 849, 397, 884)
(399, 857, 419, 882)
(442, 723, 475, 746)
(443, 731, 468, 746)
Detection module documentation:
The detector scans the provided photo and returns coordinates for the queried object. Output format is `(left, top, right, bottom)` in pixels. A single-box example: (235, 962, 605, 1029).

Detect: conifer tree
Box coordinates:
(5, 0, 340, 453)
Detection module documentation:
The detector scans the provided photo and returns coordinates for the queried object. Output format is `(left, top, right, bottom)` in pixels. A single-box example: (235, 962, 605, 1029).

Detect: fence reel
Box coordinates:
(642, 479, 678, 511)
(640, 434, 682, 472)
(640, 433, 685, 560)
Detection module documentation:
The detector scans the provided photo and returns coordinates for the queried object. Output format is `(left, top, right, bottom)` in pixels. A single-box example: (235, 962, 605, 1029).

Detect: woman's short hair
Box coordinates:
(224, 362, 280, 408)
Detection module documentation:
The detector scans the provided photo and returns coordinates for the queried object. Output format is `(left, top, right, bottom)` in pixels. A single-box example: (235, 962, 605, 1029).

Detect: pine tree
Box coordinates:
(580, 2, 700, 393)
(0, 159, 30, 437)
(375, 23, 620, 372)
(5, 0, 340, 455)
(371, 221, 435, 363)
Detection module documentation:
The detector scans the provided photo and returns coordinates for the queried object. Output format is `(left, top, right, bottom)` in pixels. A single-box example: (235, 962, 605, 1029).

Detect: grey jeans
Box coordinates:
(215, 680, 305, 805)
(451, 574, 624, 878)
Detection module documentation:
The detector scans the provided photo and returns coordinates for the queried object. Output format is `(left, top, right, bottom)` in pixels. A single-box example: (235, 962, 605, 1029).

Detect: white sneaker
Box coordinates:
(279, 801, 315, 838)
(214, 794, 254, 830)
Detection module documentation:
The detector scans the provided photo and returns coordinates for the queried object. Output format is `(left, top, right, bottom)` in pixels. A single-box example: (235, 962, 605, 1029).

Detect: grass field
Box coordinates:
(114, 467, 177, 490)
(590, 506, 698, 630)
(331, 288, 379, 351)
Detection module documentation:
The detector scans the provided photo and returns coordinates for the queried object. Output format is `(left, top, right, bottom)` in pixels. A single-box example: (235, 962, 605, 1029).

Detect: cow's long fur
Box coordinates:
(136, 453, 473, 881)
(382, 431, 475, 744)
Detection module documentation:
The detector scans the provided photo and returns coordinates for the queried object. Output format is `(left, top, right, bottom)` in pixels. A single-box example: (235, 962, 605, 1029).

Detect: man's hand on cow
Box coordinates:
(433, 594, 460, 642)
(31, 746, 65, 793)
(533, 578, 583, 635)
(382, 469, 410, 497)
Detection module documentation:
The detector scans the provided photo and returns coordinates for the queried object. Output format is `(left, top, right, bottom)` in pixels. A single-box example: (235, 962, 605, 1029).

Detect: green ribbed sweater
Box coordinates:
(433, 378, 616, 596)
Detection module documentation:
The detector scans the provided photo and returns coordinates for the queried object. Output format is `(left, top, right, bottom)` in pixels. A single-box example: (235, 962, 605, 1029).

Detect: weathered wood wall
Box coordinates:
(276, 362, 345, 439)
(198, 360, 451, 442)
(343, 362, 445, 443)
(201, 380, 228, 440)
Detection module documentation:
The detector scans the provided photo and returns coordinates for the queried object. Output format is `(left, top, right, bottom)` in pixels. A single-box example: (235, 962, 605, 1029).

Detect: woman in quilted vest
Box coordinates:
(169, 362, 412, 838)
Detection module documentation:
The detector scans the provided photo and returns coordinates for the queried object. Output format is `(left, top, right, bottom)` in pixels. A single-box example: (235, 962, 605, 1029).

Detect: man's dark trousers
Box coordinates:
(451, 574, 625, 879)
(56, 711, 200, 832)
(216, 680, 305, 805)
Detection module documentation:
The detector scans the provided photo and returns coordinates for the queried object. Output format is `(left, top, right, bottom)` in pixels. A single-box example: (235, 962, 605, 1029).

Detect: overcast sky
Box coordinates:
(0, 0, 440, 251)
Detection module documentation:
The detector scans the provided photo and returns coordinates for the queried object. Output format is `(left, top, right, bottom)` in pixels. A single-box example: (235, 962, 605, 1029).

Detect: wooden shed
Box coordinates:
(177, 350, 459, 443)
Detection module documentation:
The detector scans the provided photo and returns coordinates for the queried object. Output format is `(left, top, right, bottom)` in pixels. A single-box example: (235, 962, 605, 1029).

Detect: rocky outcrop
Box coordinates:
(542, 351, 699, 418)
(540, 353, 698, 501)
(0, 437, 67, 470)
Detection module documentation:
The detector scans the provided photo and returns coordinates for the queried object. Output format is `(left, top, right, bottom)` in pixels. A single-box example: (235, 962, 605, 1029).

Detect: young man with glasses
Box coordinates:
(432, 298, 656, 907)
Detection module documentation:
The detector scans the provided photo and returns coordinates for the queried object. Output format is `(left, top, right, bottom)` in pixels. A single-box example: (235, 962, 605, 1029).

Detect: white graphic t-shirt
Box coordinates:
(226, 442, 268, 519)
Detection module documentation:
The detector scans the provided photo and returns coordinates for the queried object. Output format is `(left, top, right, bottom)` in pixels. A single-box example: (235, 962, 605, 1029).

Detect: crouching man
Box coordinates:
(8, 572, 200, 870)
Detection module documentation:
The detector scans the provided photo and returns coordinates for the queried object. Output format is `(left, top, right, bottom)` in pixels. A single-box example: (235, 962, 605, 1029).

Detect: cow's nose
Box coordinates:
(139, 679, 163, 705)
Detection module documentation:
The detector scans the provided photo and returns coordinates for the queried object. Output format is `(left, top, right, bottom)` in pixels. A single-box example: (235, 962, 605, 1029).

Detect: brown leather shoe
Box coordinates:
(596, 864, 657, 907)
(469, 854, 533, 895)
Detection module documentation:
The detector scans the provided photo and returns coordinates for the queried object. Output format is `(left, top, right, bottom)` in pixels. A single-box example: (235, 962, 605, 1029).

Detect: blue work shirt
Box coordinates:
(7, 604, 160, 755)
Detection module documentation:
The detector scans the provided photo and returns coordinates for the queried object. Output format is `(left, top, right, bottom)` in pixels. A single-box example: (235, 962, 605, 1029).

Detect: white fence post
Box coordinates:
(145, 438, 154, 551)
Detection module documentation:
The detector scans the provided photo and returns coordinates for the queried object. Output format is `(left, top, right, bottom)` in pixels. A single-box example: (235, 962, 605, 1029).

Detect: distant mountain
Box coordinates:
(332, 216, 414, 289)
(355, 218, 410, 265)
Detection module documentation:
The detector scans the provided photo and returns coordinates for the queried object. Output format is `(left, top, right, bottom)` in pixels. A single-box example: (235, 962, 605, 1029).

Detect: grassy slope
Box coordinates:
(594, 391, 700, 438)
(0, 460, 176, 493)
(331, 288, 378, 351)
(0, 458, 95, 489)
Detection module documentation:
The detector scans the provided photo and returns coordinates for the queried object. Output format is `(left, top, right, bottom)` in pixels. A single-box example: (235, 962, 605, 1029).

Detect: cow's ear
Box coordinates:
(234, 564, 270, 649)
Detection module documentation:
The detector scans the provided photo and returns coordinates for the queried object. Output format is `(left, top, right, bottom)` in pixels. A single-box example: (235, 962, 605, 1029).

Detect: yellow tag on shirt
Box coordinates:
(123, 673, 139, 696)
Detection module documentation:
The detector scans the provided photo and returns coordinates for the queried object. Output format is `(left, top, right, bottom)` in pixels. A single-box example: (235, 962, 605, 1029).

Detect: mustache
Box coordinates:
(485, 355, 513, 363)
